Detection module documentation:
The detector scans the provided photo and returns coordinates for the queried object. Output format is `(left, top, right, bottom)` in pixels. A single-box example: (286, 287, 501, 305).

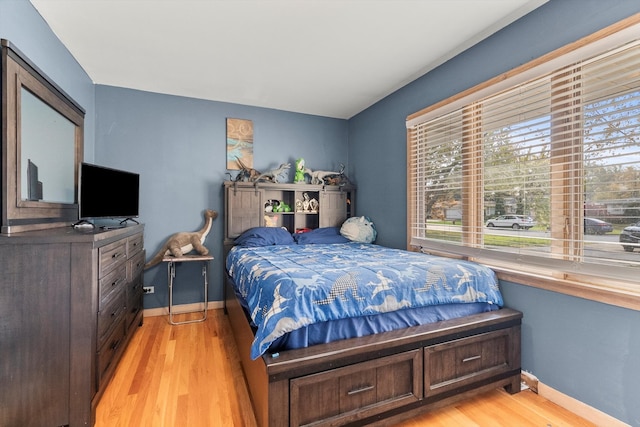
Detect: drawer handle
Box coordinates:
(111, 338, 122, 351)
(112, 252, 122, 259)
(347, 385, 375, 396)
(463, 355, 482, 363)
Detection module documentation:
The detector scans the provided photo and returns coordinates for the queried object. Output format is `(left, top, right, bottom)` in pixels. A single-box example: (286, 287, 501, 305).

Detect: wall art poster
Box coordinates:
(226, 118, 254, 170)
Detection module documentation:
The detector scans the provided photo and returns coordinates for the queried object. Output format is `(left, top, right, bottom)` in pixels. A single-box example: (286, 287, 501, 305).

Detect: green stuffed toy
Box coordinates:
(294, 158, 306, 183)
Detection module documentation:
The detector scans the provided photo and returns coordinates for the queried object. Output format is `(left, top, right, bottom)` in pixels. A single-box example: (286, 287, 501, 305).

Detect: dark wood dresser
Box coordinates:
(0, 224, 144, 426)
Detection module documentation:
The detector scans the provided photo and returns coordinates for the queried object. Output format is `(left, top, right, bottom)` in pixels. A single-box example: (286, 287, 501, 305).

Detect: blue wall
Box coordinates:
(501, 281, 640, 425)
(348, 1, 640, 425)
(0, 0, 96, 158)
(94, 85, 348, 307)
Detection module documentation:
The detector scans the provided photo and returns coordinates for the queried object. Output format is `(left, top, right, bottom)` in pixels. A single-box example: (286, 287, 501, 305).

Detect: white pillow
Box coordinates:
(340, 216, 377, 243)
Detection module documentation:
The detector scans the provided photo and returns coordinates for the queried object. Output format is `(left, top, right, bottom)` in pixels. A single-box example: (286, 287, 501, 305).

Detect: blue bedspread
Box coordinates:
(226, 243, 503, 359)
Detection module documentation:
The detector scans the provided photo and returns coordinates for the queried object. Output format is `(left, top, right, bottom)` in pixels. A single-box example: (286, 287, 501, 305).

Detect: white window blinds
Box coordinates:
(407, 24, 640, 287)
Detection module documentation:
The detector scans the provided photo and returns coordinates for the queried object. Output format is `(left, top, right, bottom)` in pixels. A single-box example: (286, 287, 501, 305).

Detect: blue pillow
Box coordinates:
(293, 227, 350, 244)
(235, 227, 295, 247)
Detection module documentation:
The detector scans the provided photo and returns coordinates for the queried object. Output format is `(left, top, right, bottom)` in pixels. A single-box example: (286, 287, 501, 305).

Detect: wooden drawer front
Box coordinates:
(290, 350, 422, 427)
(127, 233, 144, 257)
(127, 249, 145, 282)
(99, 263, 127, 308)
(99, 239, 127, 278)
(97, 318, 126, 387)
(97, 292, 126, 347)
(126, 277, 143, 329)
(424, 328, 515, 397)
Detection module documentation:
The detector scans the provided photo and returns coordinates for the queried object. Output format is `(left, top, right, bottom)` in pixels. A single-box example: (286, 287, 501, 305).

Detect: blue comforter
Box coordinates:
(226, 243, 503, 359)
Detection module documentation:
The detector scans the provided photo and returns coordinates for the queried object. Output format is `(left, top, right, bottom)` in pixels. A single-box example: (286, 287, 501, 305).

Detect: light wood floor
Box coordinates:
(96, 309, 596, 427)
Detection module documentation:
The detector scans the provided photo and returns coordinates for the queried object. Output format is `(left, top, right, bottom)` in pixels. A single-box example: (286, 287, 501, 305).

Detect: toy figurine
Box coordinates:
(294, 158, 306, 183)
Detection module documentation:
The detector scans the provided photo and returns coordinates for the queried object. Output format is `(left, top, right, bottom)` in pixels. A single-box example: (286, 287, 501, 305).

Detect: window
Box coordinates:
(407, 17, 640, 307)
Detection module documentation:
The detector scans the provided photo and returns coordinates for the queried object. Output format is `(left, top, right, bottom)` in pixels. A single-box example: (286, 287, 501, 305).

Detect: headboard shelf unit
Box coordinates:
(223, 181, 355, 246)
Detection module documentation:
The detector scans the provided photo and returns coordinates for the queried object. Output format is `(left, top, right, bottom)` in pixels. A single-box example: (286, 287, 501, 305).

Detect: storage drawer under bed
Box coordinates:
(424, 327, 519, 398)
(289, 349, 422, 427)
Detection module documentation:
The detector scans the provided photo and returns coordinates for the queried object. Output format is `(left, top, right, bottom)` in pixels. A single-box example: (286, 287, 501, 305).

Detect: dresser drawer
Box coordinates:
(126, 277, 144, 329)
(127, 249, 145, 283)
(424, 327, 517, 397)
(127, 233, 144, 257)
(290, 349, 422, 427)
(97, 291, 126, 347)
(99, 239, 127, 278)
(97, 318, 126, 388)
(98, 263, 127, 308)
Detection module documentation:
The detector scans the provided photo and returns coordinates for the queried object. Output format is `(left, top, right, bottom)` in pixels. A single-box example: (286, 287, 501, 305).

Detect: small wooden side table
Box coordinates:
(163, 254, 214, 325)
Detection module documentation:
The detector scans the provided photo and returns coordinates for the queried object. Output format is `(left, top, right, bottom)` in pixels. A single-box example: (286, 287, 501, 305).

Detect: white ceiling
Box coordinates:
(30, 0, 547, 119)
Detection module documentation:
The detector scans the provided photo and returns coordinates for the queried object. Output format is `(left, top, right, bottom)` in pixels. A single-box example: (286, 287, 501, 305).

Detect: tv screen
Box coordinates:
(79, 162, 140, 220)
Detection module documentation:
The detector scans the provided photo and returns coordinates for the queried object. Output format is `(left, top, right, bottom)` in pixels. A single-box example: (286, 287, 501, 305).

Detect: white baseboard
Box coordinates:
(143, 301, 224, 318)
(537, 381, 630, 427)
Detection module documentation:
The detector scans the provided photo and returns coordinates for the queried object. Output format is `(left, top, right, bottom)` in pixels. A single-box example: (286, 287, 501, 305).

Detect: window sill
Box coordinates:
(490, 265, 640, 312)
(412, 243, 640, 311)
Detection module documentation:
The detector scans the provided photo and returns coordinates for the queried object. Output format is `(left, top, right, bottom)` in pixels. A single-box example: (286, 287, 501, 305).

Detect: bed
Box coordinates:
(224, 226, 521, 427)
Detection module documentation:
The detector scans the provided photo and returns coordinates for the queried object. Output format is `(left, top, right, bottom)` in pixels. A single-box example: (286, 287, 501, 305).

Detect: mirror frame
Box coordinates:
(1, 40, 85, 234)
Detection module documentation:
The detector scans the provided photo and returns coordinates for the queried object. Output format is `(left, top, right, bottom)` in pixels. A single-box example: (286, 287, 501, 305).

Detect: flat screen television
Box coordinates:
(79, 162, 140, 222)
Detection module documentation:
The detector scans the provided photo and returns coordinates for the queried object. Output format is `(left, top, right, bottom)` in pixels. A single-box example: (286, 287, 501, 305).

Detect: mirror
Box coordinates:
(20, 88, 76, 204)
(1, 39, 84, 234)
